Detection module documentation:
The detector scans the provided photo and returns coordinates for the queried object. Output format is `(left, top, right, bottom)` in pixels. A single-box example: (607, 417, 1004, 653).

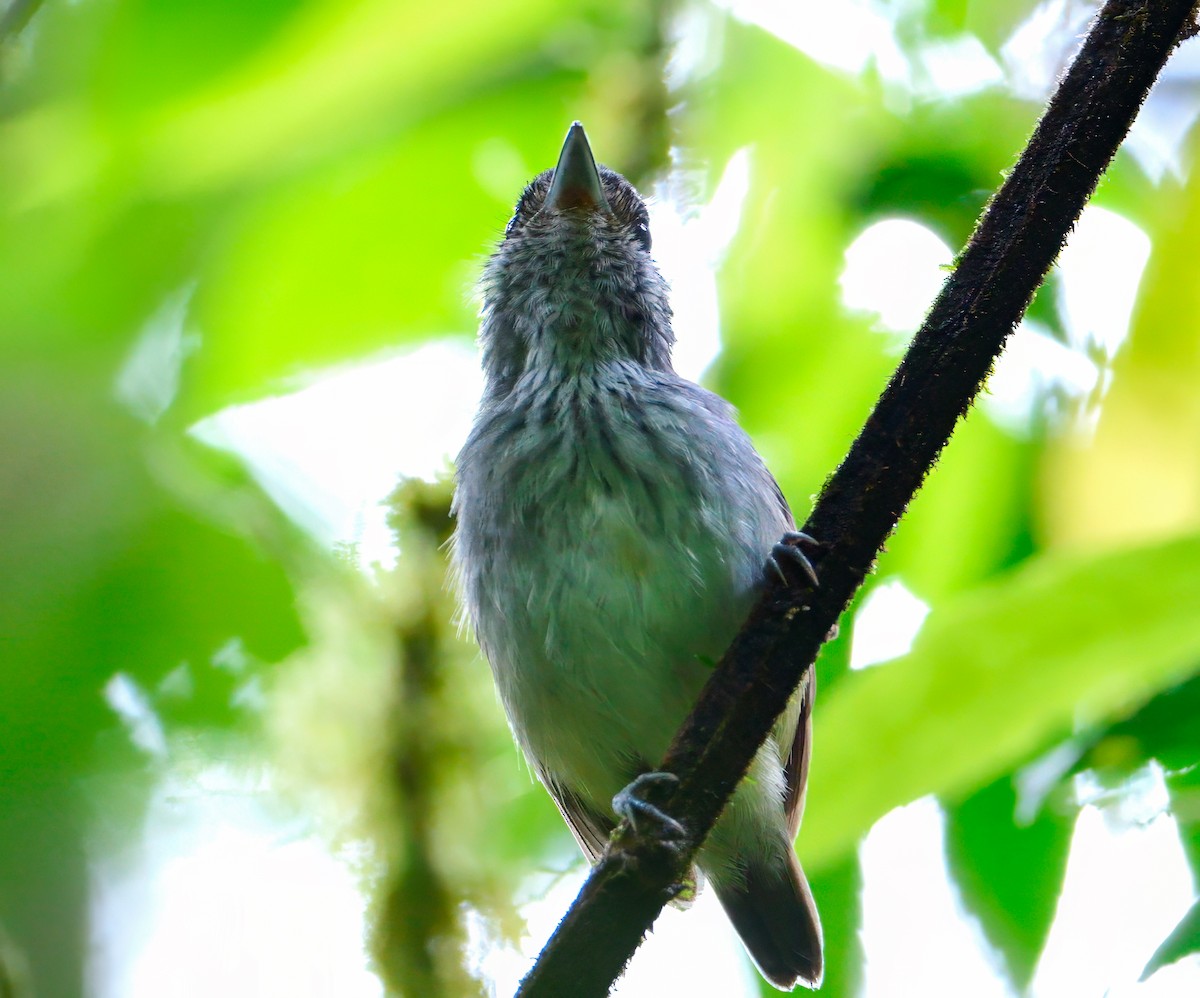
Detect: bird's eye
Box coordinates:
(634, 211, 652, 252)
(504, 172, 554, 240)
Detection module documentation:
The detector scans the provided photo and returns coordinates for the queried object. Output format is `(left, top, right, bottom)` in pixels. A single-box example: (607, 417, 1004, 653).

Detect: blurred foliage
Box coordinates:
(1143, 896, 1200, 982)
(2, 0, 1199, 996)
(264, 479, 521, 998)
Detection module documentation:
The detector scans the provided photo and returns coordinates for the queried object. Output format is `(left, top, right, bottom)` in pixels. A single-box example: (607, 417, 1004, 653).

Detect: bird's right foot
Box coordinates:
(765, 531, 821, 588)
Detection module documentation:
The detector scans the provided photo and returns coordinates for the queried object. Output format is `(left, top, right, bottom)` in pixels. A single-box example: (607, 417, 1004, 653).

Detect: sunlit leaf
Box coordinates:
(941, 0, 1040, 50)
(181, 75, 580, 417)
(1141, 898, 1200, 982)
(1166, 768, 1200, 912)
(1083, 673, 1200, 778)
(944, 776, 1073, 988)
(802, 533, 1200, 870)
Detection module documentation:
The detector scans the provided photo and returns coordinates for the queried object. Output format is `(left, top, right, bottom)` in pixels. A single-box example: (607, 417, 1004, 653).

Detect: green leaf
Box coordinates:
(1141, 898, 1200, 982)
(181, 74, 578, 417)
(801, 533, 1200, 871)
(943, 777, 1073, 988)
(926, 0, 971, 37)
(0, 375, 307, 996)
(0, 383, 306, 786)
(1166, 768, 1200, 910)
(1080, 674, 1200, 779)
(945, 0, 1040, 50)
(1, 0, 655, 420)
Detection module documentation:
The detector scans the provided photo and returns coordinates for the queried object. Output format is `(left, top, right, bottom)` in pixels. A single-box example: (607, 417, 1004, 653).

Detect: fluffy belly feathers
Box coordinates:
(483, 486, 755, 804)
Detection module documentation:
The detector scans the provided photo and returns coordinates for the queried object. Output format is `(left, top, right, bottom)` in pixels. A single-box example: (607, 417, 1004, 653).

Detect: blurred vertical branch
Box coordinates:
(269, 474, 521, 997)
(588, 0, 674, 187)
(372, 479, 486, 998)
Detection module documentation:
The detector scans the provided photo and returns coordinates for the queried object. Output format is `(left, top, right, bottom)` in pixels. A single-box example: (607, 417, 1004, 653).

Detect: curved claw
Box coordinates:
(613, 772, 686, 840)
(765, 531, 821, 588)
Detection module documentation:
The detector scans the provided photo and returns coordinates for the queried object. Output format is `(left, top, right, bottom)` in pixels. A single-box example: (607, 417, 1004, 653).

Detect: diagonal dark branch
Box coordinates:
(514, 2, 1200, 996)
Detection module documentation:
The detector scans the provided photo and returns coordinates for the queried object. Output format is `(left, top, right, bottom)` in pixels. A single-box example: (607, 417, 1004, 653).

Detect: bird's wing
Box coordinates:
(760, 469, 816, 838)
(542, 773, 615, 864)
(763, 469, 814, 837)
(768, 475, 796, 532)
(782, 667, 815, 840)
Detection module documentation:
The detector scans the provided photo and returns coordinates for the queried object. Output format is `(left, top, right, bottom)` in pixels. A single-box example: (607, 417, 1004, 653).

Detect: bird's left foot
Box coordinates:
(612, 772, 686, 841)
(766, 531, 821, 588)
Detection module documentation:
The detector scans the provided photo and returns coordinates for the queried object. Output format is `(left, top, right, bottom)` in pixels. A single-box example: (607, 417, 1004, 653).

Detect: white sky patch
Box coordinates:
(841, 207, 1147, 437)
(1056, 206, 1152, 359)
(616, 882, 758, 995)
(653, 146, 752, 381)
(716, 0, 1005, 102)
(916, 34, 1005, 98)
(115, 284, 199, 424)
(89, 767, 383, 998)
(473, 863, 757, 996)
(983, 320, 1100, 434)
(1003, 1, 1200, 183)
(1125, 54, 1200, 184)
(666, 2, 725, 90)
(103, 673, 168, 759)
(840, 218, 953, 338)
(1032, 800, 1199, 997)
(1013, 737, 1088, 825)
(716, 0, 911, 82)
(850, 578, 931, 670)
(1001, 0, 1094, 101)
(1073, 761, 1172, 825)
(984, 207, 1149, 434)
(191, 338, 482, 567)
(860, 797, 1014, 998)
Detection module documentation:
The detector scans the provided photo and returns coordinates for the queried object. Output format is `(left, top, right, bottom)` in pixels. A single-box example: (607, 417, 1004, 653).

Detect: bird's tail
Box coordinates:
(714, 847, 823, 991)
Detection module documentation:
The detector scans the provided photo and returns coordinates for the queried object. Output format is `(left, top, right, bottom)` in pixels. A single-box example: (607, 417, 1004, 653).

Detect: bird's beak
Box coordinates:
(545, 122, 610, 213)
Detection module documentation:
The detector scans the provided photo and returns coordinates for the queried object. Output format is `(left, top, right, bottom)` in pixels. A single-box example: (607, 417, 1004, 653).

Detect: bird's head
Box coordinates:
(479, 123, 674, 395)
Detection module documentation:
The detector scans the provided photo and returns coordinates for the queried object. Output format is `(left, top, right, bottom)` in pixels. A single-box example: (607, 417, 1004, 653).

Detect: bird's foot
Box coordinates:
(765, 531, 821, 588)
(612, 772, 686, 841)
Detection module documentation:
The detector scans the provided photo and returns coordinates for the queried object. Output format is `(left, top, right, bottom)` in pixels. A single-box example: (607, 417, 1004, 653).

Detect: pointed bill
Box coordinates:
(545, 121, 609, 212)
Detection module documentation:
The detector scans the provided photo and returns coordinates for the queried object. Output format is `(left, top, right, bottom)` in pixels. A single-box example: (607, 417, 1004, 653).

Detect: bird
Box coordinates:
(451, 121, 823, 990)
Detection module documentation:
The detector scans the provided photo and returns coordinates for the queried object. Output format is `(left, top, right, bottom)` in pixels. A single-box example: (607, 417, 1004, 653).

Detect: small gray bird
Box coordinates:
(452, 122, 823, 990)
